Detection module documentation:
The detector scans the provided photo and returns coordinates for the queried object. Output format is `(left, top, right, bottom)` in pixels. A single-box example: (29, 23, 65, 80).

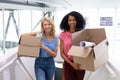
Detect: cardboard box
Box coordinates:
(18, 35, 41, 57)
(68, 28, 109, 71)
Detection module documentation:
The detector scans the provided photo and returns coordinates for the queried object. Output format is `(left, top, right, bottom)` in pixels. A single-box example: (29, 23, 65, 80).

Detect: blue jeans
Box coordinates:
(34, 57, 55, 80)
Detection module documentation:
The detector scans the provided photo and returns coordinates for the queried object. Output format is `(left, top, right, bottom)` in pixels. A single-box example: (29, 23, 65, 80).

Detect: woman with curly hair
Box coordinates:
(59, 11, 86, 80)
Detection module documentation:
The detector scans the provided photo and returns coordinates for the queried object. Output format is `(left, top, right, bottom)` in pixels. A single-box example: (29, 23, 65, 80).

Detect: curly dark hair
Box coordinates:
(60, 11, 86, 31)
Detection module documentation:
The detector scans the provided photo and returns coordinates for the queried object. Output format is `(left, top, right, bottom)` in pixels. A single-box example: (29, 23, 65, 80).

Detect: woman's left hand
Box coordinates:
(71, 63, 82, 70)
(38, 41, 42, 46)
(38, 42, 46, 49)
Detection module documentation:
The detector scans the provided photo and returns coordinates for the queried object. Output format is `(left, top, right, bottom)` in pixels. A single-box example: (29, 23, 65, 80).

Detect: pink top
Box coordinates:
(59, 31, 73, 60)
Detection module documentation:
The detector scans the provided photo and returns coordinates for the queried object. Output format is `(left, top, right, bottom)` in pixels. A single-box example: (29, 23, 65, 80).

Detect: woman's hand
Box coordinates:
(38, 41, 46, 49)
(71, 63, 81, 70)
(38, 41, 57, 57)
(38, 41, 43, 47)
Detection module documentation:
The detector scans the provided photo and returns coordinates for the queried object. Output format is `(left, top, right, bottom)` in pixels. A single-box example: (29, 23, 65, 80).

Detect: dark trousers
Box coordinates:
(64, 61, 85, 80)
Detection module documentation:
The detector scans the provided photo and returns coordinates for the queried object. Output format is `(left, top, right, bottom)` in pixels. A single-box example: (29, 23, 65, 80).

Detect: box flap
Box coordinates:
(68, 46, 92, 57)
(72, 29, 88, 46)
(72, 28, 106, 46)
(93, 39, 108, 59)
(93, 39, 109, 69)
(87, 28, 106, 44)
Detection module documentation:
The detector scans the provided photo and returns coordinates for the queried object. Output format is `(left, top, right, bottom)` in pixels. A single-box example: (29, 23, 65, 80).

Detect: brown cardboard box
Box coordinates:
(68, 28, 109, 71)
(18, 35, 41, 57)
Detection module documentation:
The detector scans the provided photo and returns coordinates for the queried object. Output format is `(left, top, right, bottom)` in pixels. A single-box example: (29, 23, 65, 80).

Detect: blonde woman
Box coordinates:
(23, 17, 58, 80)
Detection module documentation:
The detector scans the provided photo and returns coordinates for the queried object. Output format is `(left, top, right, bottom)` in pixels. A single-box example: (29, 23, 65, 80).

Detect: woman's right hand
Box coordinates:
(71, 63, 81, 70)
(38, 41, 46, 49)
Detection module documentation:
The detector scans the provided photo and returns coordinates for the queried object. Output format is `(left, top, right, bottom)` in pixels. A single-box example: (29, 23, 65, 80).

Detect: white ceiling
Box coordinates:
(0, 0, 70, 10)
(1, 0, 120, 10)
(66, 0, 120, 9)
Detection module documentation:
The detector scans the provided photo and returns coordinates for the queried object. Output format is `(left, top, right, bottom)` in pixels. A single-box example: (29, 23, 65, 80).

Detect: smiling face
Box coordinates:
(41, 17, 55, 38)
(68, 15, 76, 30)
(42, 20, 52, 33)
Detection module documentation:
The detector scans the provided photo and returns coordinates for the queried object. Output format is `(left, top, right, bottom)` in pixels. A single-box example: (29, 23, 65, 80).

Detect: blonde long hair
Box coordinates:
(41, 17, 56, 39)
